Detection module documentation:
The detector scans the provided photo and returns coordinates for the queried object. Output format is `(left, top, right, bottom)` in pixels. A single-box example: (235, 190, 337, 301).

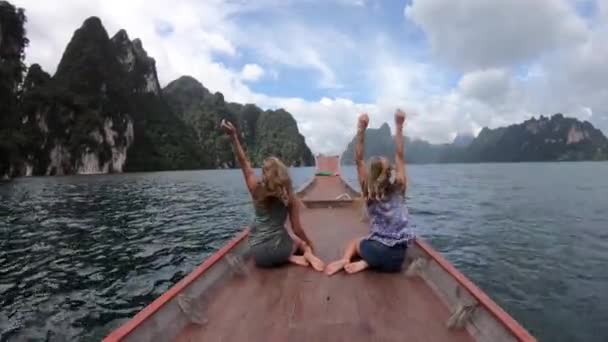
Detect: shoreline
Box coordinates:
(3, 160, 607, 181)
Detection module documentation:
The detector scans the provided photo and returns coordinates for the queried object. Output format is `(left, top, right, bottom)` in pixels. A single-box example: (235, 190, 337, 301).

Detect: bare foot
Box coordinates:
(304, 252, 325, 272)
(289, 255, 310, 267)
(344, 260, 369, 274)
(324, 259, 348, 275)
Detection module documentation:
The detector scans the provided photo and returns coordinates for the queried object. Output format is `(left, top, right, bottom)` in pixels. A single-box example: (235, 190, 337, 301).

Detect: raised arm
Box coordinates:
(394, 109, 407, 194)
(222, 120, 258, 194)
(355, 113, 369, 189)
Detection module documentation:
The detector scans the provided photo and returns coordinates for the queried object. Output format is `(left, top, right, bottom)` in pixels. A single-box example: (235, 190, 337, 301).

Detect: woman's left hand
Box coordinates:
(221, 119, 237, 136)
(395, 109, 406, 126)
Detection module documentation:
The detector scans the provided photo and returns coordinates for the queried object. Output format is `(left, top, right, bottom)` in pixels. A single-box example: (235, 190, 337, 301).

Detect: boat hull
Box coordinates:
(104, 156, 535, 342)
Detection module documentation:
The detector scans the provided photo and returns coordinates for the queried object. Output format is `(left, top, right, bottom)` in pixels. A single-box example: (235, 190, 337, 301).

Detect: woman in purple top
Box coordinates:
(325, 109, 415, 275)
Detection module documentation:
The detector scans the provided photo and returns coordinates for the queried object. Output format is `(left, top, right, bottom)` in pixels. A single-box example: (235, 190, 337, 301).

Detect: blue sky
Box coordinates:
(214, 0, 434, 102)
(13, 0, 608, 154)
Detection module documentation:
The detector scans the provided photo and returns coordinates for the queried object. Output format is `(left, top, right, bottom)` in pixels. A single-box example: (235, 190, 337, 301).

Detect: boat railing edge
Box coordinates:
(415, 239, 536, 342)
(104, 157, 535, 341)
(302, 162, 535, 341)
(103, 228, 250, 342)
(296, 175, 316, 195)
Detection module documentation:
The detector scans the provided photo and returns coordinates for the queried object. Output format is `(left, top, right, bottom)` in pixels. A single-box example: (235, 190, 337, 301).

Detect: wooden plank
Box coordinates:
(108, 156, 533, 342)
(175, 207, 474, 342)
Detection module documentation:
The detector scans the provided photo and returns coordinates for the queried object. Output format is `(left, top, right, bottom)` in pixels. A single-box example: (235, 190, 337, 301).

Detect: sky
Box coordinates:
(12, 0, 608, 154)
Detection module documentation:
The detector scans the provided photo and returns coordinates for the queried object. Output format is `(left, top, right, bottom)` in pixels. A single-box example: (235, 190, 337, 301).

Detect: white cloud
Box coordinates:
(402, 0, 608, 141)
(10, 0, 608, 155)
(267, 97, 377, 154)
(458, 69, 512, 106)
(240, 64, 265, 82)
(12, 0, 361, 153)
(336, 0, 367, 6)
(225, 22, 353, 89)
(405, 0, 589, 69)
(13, 0, 262, 102)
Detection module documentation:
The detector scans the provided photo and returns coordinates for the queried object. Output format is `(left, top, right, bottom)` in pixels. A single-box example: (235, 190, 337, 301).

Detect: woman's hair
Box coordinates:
(254, 157, 292, 208)
(363, 156, 394, 201)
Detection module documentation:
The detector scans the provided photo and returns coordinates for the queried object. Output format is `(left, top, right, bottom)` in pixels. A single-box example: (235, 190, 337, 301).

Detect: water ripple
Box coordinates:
(2, 164, 608, 341)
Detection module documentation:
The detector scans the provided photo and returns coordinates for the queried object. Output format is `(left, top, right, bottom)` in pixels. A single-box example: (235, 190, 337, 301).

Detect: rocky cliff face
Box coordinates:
(0, 1, 28, 179)
(467, 114, 608, 162)
(111, 29, 161, 95)
(9, 16, 205, 176)
(163, 76, 314, 168)
(16, 17, 136, 176)
(108, 29, 204, 172)
(2, 8, 313, 177)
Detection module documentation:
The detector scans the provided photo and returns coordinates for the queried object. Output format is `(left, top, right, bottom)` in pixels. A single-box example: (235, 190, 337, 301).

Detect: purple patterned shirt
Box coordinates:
(366, 191, 415, 246)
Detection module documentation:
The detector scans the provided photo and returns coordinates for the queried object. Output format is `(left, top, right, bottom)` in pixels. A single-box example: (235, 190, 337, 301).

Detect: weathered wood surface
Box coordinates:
(175, 180, 473, 341)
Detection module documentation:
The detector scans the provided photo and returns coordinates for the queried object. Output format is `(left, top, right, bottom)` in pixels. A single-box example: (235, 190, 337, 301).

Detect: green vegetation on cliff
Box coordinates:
(163, 77, 313, 168)
(467, 114, 608, 162)
(342, 114, 608, 164)
(1, 3, 313, 177)
(17, 17, 137, 175)
(0, 1, 28, 178)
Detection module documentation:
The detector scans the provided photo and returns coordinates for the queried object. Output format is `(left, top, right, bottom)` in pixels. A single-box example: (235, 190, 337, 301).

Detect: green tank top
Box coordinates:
(249, 199, 290, 248)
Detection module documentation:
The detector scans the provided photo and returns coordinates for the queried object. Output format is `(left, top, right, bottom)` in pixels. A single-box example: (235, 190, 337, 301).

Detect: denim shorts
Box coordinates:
(359, 239, 407, 272)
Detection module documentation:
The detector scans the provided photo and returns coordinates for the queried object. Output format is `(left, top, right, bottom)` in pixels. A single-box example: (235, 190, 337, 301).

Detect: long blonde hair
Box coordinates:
(255, 157, 292, 208)
(362, 156, 394, 201)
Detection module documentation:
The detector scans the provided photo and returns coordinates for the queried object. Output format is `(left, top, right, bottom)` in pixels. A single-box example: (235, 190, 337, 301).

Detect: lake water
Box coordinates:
(1, 163, 607, 341)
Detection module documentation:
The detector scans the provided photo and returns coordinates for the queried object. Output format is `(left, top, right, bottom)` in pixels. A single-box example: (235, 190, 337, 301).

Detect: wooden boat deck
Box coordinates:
(105, 155, 535, 342)
(174, 156, 472, 342)
(300, 175, 357, 201)
(175, 205, 473, 341)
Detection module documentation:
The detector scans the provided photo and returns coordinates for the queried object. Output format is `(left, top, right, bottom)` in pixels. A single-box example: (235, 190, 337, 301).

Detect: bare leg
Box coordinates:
(288, 255, 309, 267)
(291, 234, 325, 271)
(302, 245, 325, 271)
(325, 237, 362, 276)
(344, 260, 369, 274)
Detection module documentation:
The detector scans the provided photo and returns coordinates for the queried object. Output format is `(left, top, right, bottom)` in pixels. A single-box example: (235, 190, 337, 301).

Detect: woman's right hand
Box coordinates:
(395, 109, 406, 127)
(358, 113, 369, 131)
(221, 119, 237, 137)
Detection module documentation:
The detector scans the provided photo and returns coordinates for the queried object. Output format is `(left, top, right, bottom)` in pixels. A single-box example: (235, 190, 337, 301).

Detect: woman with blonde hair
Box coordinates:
(325, 109, 415, 275)
(221, 120, 325, 271)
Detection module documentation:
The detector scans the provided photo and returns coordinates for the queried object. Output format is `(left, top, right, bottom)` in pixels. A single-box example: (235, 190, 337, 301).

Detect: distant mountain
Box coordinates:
(341, 114, 608, 164)
(341, 123, 393, 165)
(12, 16, 203, 176)
(1, 8, 313, 178)
(341, 123, 464, 164)
(163, 76, 313, 168)
(452, 133, 474, 147)
(467, 114, 608, 162)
